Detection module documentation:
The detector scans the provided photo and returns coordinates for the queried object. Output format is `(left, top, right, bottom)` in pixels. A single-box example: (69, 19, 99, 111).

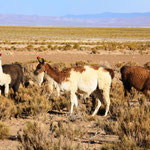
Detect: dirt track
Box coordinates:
(2, 50, 150, 66)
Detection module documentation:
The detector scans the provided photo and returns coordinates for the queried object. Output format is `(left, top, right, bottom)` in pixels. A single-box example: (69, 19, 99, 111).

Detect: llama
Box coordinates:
(0, 53, 11, 97)
(34, 56, 114, 116)
(120, 65, 150, 97)
(2, 63, 23, 97)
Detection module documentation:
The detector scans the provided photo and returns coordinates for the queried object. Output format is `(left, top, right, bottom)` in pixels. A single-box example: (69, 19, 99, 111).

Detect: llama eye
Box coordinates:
(37, 66, 41, 69)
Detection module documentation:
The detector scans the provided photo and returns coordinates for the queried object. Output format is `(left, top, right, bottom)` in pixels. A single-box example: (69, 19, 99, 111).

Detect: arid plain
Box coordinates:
(0, 26, 150, 150)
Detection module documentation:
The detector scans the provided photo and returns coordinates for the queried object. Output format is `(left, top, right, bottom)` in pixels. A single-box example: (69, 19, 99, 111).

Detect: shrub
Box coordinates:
(63, 44, 72, 50)
(47, 44, 52, 49)
(10, 46, 17, 50)
(90, 48, 98, 54)
(18, 121, 52, 150)
(73, 43, 80, 49)
(15, 85, 52, 118)
(0, 122, 10, 140)
(26, 44, 34, 51)
(104, 82, 150, 149)
(0, 96, 17, 120)
(18, 120, 84, 150)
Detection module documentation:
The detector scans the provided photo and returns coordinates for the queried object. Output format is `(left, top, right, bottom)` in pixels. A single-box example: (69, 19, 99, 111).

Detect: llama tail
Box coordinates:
(106, 68, 115, 79)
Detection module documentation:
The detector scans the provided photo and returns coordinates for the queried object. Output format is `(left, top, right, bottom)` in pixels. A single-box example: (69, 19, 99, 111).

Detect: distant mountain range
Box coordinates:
(0, 12, 150, 27)
(65, 12, 150, 18)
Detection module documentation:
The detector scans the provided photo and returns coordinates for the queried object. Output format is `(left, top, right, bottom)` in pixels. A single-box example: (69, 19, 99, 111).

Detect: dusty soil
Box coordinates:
(2, 50, 150, 66)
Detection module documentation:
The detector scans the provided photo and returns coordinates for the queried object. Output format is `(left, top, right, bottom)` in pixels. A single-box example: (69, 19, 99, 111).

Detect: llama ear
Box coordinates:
(40, 58, 45, 64)
(37, 56, 44, 64)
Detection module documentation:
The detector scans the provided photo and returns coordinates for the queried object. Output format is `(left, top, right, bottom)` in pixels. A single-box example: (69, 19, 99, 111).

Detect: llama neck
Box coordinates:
(45, 64, 60, 83)
(0, 57, 3, 73)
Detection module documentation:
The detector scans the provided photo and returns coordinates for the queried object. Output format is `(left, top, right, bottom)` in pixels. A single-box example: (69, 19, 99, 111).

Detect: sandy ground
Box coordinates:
(2, 50, 150, 67)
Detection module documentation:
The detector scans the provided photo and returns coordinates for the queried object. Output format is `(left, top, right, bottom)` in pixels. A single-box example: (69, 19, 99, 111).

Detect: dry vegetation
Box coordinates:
(0, 26, 150, 54)
(0, 26, 150, 150)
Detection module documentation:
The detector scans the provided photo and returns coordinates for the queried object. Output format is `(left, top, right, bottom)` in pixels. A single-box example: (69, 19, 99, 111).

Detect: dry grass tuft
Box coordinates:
(15, 85, 52, 118)
(18, 120, 84, 150)
(0, 122, 10, 140)
(0, 96, 17, 120)
(18, 121, 52, 150)
(101, 82, 150, 149)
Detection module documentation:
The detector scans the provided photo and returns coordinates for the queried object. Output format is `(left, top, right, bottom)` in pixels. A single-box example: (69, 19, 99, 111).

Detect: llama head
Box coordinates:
(37, 56, 44, 64)
(34, 56, 46, 75)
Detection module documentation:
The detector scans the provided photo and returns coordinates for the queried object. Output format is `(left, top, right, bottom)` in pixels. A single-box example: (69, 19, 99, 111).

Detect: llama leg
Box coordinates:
(70, 91, 78, 114)
(38, 72, 44, 86)
(47, 81, 53, 93)
(92, 98, 101, 116)
(124, 83, 131, 97)
(91, 90, 103, 116)
(102, 87, 111, 116)
(142, 81, 149, 96)
(4, 84, 9, 97)
(56, 85, 60, 97)
(13, 82, 21, 98)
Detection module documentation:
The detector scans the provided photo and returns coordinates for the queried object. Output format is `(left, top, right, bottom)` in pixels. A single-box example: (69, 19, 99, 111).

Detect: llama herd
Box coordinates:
(0, 53, 149, 117)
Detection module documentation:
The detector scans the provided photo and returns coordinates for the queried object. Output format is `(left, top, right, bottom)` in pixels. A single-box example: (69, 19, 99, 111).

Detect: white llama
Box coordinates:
(34, 57, 114, 116)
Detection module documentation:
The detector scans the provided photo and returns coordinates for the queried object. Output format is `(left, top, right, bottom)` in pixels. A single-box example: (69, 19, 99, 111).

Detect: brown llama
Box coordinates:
(120, 65, 150, 97)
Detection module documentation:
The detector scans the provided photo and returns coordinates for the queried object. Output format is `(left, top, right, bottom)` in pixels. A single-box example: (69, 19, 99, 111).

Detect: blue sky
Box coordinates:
(0, 0, 150, 16)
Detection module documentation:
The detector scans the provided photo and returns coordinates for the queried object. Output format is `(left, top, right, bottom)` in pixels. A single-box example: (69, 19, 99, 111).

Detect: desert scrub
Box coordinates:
(63, 43, 72, 50)
(0, 27, 150, 41)
(0, 96, 17, 120)
(50, 120, 85, 149)
(75, 60, 87, 67)
(10, 46, 17, 50)
(107, 103, 150, 150)
(15, 85, 52, 118)
(90, 48, 99, 54)
(73, 43, 80, 49)
(18, 121, 52, 150)
(18, 120, 84, 150)
(106, 82, 150, 149)
(0, 122, 10, 140)
(117, 103, 150, 149)
(38, 45, 47, 51)
(100, 81, 150, 149)
(49, 92, 70, 112)
(26, 44, 34, 51)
